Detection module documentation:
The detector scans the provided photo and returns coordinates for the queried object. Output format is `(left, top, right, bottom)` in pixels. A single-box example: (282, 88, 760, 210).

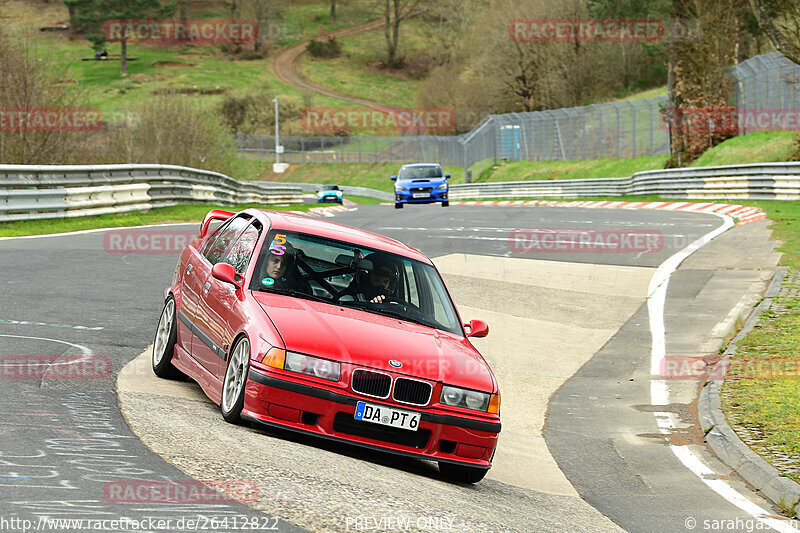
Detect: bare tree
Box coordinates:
(420, 0, 487, 65)
(0, 29, 93, 164)
(380, 0, 425, 68)
(749, 0, 800, 63)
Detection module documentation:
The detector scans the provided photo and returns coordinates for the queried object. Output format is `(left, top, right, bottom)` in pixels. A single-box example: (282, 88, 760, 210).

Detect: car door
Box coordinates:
(190, 215, 253, 378)
(198, 218, 263, 380)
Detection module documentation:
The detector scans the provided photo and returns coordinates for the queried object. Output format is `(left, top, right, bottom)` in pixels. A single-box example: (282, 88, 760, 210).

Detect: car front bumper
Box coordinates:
(243, 367, 499, 467)
(317, 195, 342, 203)
(395, 190, 448, 204)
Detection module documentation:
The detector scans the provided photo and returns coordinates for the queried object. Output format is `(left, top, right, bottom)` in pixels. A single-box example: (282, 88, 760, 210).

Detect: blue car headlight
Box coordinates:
(395, 186, 407, 192)
(336, 191, 342, 197)
(435, 184, 447, 190)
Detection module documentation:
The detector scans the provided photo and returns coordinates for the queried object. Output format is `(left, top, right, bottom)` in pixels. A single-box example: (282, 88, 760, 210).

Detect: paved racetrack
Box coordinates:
(0, 204, 789, 532)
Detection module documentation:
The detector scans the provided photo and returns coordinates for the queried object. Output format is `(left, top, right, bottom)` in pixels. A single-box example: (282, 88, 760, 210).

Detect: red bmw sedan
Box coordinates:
(152, 208, 500, 483)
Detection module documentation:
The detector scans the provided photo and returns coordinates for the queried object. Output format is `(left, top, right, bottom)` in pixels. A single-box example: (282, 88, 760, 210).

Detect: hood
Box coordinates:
(252, 291, 495, 392)
(397, 177, 447, 187)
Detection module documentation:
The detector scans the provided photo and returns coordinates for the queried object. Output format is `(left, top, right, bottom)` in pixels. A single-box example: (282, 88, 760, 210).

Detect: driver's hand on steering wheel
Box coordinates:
(369, 294, 387, 303)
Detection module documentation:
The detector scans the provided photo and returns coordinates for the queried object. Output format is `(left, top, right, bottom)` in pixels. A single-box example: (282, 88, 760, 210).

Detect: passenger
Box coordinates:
(337, 252, 400, 304)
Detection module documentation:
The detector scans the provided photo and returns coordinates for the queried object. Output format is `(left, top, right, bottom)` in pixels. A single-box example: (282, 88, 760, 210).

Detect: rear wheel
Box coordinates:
(152, 296, 182, 379)
(221, 336, 250, 424)
(395, 203, 403, 209)
(438, 462, 488, 484)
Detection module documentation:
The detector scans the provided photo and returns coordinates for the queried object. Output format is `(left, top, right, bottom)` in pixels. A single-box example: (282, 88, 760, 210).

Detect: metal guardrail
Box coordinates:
(0, 164, 303, 222)
(448, 162, 800, 201)
(280, 182, 393, 202)
(2, 162, 798, 221)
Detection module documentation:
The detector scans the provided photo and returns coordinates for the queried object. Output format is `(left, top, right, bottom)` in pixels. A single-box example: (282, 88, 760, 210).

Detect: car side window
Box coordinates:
(402, 260, 420, 308)
(202, 216, 251, 266)
(222, 221, 262, 274)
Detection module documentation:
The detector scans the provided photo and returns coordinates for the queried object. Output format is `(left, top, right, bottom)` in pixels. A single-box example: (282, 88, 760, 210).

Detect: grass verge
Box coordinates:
(0, 198, 375, 238)
(253, 162, 464, 191)
(720, 200, 800, 487)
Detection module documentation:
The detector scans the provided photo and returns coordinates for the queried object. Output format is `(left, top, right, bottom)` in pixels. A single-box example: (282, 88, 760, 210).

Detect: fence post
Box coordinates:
(610, 102, 621, 158)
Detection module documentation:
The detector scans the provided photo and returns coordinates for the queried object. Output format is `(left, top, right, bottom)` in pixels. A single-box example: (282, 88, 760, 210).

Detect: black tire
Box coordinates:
(438, 462, 489, 484)
(221, 336, 251, 424)
(442, 201, 449, 207)
(152, 296, 183, 379)
(395, 203, 403, 209)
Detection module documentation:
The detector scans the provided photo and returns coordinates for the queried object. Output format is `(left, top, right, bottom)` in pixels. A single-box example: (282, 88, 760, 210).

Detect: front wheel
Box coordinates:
(221, 336, 250, 424)
(395, 203, 404, 209)
(152, 296, 182, 379)
(438, 462, 488, 484)
(441, 201, 449, 207)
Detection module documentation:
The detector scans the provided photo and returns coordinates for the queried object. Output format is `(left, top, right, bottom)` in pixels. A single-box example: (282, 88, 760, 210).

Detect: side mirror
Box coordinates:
(465, 319, 489, 338)
(445, 174, 451, 179)
(390, 176, 397, 181)
(211, 263, 241, 288)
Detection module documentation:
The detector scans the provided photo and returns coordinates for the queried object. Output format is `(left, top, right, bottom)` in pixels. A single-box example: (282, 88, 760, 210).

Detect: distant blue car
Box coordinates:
(391, 164, 450, 209)
(317, 184, 343, 204)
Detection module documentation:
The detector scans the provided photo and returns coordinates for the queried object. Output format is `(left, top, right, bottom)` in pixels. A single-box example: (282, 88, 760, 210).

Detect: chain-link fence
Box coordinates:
(235, 95, 670, 176)
(729, 52, 800, 135)
(235, 52, 800, 179)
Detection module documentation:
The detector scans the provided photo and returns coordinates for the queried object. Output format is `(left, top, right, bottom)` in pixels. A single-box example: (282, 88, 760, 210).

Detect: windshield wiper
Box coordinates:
(340, 302, 439, 329)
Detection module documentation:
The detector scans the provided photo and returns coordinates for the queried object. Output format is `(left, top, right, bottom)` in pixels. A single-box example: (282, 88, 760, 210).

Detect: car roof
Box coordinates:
(248, 209, 431, 264)
(401, 163, 441, 168)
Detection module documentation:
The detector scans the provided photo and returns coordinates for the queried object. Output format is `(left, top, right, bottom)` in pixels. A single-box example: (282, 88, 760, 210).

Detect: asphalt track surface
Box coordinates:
(0, 204, 788, 532)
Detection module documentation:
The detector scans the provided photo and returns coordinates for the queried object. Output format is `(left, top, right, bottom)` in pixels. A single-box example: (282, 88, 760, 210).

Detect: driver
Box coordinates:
(337, 252, 400, 304)
(261, 241, 311, 293)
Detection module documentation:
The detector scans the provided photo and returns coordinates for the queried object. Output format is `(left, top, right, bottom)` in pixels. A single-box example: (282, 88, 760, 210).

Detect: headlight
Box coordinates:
(395, 186, 407, 192)
(440, 385, 491, 412)
(336, 191, 343, 196)
(284, 352, 340, 382)
(436, 184, 447, 190)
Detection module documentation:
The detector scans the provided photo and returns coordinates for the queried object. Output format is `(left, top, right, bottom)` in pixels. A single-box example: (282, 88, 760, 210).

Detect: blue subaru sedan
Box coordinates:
(391, 164, 450, 209)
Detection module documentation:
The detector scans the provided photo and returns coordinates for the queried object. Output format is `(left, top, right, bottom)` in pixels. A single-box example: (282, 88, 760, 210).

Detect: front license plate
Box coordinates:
(354, 401, 420, 431)
(412, 193, 430, 199)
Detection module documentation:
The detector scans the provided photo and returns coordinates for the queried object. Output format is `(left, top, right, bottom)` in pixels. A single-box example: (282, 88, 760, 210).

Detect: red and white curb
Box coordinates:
(450, 200, 767, 226)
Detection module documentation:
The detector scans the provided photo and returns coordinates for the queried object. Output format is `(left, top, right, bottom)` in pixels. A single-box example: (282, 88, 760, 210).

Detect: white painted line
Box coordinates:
(0, 222, 198, 242)
(647, 213, 798, 532)
(0, 334, 92, 356)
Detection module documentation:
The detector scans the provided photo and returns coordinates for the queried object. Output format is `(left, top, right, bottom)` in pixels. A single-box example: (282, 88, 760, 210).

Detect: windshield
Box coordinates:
(399, 166, 443, 179)
(249, 230, 463, 335)
(322, 185, 339, 190)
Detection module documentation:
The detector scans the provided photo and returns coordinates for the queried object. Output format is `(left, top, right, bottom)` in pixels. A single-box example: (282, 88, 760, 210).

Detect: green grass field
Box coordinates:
(0, 196, 379, 238)
(299, 27, 429, 109)
(254, 162, 464, 191)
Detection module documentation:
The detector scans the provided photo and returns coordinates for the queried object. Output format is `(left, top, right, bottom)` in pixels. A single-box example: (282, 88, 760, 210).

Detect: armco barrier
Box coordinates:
(281, 182, 393, 202)
(0, 164, 302, 222)
(448, 162, 800, 200)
